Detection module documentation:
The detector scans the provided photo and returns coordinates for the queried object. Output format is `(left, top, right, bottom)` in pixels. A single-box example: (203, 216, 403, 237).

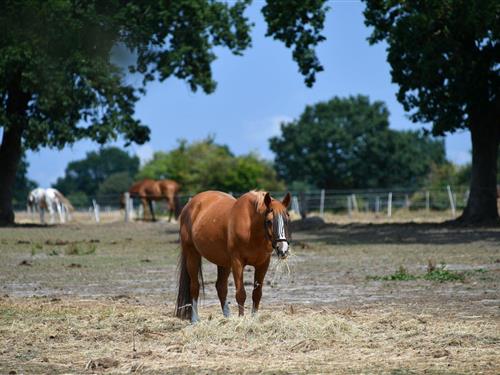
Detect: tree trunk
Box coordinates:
(459, 116, 499, 224)
(0, 82, 30, 226)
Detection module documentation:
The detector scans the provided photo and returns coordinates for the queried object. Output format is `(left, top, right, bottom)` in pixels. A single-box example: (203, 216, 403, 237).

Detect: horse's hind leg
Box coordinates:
(185, 245, 202, 323)
(148, 199, 156, 221)
(140, 198, 148, 220)
(216, 266, 231, 317)
(39, 208, 45, 224)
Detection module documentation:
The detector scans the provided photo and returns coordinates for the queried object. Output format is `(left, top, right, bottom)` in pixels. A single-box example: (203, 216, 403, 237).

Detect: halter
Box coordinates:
(265, 209, 290, 249)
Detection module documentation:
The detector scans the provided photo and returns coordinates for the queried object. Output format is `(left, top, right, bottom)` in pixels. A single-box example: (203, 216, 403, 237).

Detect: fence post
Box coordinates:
(375, 196, 380, 214)
(425, 191, 430, 212)
(447, 185, 456, 218)
(347, 195, 352, 217)
(351, 194, 358, 212)
(299, 191, 308, 219)
(292, 196, 300, 215)
(387, 192, 392, 217)
(405, 194, 410, 208)
(124, 192, 130, 222)
(92, 199, 100, 223)
(319, 189, 325, 217)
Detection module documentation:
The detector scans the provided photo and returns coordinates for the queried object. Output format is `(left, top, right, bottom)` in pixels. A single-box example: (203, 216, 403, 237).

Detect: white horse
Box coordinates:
(27, 188, 73, 224)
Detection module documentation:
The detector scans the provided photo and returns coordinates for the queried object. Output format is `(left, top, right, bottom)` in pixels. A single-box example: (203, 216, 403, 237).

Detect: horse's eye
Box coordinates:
(266, 220, 272, 226)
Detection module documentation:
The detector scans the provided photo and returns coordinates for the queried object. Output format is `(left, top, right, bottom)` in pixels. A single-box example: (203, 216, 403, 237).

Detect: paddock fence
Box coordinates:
(15, 185, 472, 224)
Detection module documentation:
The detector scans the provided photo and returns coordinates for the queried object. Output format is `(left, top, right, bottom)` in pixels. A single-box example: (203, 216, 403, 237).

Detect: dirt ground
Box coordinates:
(0, 213, 499, 374)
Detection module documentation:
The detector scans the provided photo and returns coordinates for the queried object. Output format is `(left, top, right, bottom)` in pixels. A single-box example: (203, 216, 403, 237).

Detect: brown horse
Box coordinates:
(125, 179, 181, 222)
(175, 190, 291, 323)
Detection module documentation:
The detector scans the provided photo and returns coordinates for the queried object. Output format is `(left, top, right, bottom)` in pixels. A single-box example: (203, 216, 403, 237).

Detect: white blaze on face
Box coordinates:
(276, 214, 287, 240)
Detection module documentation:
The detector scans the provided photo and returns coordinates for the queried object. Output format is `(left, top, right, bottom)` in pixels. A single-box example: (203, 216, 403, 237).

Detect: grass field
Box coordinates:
(0, 214, 499, 374)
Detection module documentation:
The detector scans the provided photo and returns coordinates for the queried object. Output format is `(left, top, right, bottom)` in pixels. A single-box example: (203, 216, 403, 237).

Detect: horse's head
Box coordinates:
(263, 192, 292, 259)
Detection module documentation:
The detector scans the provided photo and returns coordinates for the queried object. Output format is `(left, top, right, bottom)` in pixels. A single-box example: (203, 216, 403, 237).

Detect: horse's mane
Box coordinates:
(248, 190, 268, 213)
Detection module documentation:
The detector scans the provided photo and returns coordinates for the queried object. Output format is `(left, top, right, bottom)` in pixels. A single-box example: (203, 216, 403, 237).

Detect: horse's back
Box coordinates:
(180, 191, 236, 266)
(129, 179, 161, 197)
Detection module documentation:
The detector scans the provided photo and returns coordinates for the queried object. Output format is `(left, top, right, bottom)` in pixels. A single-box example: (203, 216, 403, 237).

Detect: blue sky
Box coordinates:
(27, 0, 471, 187)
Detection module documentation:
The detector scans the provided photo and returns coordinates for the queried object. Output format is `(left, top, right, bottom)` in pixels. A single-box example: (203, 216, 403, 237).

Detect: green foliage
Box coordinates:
(97, 172, 134, 202)
(12, 154, 37, 206)
(54, 147, 139, 204)
(0, 0, 254, 148)
(262, 0, 329, 87)
(138, 137, 284, 193)
(363, 0, 499, 135)
(424, 162, 465, 190)
(270, 95, 446, 189)
(65, 191, 89, 207)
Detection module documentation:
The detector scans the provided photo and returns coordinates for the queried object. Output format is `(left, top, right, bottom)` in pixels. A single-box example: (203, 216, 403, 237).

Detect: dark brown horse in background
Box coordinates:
(175, 190, 291, 323)
(125, 179, 181, 222)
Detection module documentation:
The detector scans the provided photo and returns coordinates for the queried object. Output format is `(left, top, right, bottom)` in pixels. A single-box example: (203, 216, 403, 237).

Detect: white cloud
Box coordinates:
(134, 144, 154, 165)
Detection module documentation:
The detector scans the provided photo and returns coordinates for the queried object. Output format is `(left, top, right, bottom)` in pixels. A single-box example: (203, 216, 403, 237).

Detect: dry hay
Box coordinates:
(1, 297, 499, 374)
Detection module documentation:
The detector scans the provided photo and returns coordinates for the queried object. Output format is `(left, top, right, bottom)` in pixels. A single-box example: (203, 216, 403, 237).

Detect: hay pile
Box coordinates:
(1, 297, 499, 374)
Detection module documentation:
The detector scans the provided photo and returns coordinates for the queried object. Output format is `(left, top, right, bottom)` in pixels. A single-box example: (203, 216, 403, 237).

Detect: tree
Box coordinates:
(269, 95, 446, 189)
(54, 147, 139, 204)
(138, 138, 284, 193)
(262, 0, 330, 87)
(0, 1, 328, 225)
(363, 0, 499, 223)
(12, 154, 37, 207)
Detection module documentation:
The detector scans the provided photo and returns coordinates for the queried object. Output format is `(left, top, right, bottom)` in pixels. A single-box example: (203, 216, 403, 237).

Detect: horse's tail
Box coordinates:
(175, 246, 204, 320)
(174, 194, 182, 219)
(175, 249, 192, 320)
(54, 190, 74, 211)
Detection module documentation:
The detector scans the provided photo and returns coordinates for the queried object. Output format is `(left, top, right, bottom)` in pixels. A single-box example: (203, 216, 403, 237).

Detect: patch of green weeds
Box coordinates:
(423, 265, 465, 282)
(367, 262, 487, 283)
(367, 266, 417, 281)
(30, 242, 43, 256)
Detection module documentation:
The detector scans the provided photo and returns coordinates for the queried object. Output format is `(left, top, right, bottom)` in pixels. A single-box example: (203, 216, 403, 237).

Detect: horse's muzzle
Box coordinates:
(275, 241, 289, 259)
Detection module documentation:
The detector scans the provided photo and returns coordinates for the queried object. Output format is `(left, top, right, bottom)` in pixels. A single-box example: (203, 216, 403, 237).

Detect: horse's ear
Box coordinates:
(282, 192, 291, 208)
(264, 192, 272, 208)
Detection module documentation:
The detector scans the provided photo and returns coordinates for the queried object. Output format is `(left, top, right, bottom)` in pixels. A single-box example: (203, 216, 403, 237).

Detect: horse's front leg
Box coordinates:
(231, 257, 246, 316)
(252, 257, 271, 315)
(166, 198, 173, 222)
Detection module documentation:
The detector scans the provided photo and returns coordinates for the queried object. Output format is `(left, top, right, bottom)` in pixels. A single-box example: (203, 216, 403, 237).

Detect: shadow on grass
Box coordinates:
(293, 220, 500, 246)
